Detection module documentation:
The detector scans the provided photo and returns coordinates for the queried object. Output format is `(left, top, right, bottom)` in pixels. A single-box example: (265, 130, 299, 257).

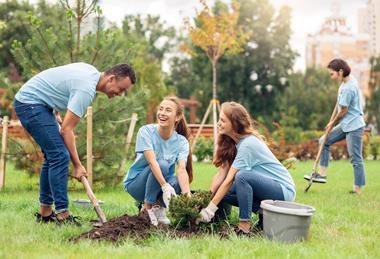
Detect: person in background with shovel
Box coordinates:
(123, 96, 192, 226)
(304, 58, 366, 194)
(13, 62, 136, 225)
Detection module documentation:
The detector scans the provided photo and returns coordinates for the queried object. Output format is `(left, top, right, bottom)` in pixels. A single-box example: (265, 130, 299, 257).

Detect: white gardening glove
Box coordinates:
(195, 202, 218, 224)
(161, 183, 177, 208)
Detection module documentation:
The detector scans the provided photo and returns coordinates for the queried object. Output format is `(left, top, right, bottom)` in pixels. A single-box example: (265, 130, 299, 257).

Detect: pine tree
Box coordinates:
(9, 0, 167, 185)
(367, 56, 380, 132)
(168, 190, 212, 228)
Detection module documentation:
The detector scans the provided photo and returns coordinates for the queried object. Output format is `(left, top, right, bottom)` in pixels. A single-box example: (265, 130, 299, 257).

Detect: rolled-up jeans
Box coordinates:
(221, 170, 284, 221)
(14, 100, 70, 213)
(124, 160, 181, 206)
(319, 125, 366, 187)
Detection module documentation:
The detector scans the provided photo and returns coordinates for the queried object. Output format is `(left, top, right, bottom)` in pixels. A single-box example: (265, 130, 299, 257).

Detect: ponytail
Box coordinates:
(175, 115, 193, 183)
(164, 96, 193, 183)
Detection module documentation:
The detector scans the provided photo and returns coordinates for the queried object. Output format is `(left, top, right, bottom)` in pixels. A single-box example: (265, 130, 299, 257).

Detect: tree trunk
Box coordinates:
(212, 60, 218, 154)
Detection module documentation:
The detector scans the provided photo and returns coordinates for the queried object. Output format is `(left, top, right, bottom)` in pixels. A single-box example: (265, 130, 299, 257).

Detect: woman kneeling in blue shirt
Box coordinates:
(123, 96, 192, 226)
(197, 102, 296, 234)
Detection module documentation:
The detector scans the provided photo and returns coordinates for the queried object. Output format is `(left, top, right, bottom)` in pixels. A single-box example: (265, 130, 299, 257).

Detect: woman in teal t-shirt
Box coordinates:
(123, 96, 192, 226)
(303, 58, 366, 194)
(196, 102, 296, 234)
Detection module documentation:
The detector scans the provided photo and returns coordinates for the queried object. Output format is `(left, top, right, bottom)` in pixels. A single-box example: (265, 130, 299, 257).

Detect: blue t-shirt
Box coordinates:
(123, 124, 189, 189)
(15, 63, 100, 118)
(231, 135, 296, 201)
(337, 76, 365, 132)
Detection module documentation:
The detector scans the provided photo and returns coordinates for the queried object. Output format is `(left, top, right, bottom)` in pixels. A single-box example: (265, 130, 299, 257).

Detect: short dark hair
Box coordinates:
(327, 58, 351, 77)
(105, 63, 136, 84)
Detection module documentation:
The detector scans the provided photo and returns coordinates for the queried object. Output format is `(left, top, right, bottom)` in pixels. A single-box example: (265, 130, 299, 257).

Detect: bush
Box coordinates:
(330, 140, 348, 160)
(292, 140, 319, 161)
(168, 190, 212, 228)
(362, 132, 371, 159)
(300, 130, 324, 143)
(370, 136, 380, 160)
(7, 137, 42, 176)
(193, 137, 213, 162)
(272, 126, 302, 144)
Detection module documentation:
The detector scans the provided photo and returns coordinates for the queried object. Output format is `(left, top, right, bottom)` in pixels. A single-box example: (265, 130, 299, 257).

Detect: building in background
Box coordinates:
(358, 0, 380, 56)
(306, 3, 371, 96)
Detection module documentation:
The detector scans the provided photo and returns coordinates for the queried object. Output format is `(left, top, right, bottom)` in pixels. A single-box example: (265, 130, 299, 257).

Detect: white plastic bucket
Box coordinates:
(260, 200, 316, 243)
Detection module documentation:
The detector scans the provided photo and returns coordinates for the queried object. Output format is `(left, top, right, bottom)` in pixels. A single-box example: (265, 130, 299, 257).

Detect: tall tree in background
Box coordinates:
(0, 0, 65, 78)
(168, 0, 296, 130)
(122, 14, 176, 64)
(277, 68, 337, 131)
(0, 0, 32, 72)
(122, 14, 174, 121)
(366, 55, 380, 132)
(182, 0, 248, 150)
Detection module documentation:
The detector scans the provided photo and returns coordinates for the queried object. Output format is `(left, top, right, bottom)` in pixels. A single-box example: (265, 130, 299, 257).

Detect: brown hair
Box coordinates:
(327, 58, 351, 77)
(163, 96, 193, 183)
(213, 102, 263, 168)
(105, 63, 136, 84)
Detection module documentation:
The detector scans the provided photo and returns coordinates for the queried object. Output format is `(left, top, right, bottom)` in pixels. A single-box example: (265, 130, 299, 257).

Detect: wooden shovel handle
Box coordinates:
(312, 103, 338, 172)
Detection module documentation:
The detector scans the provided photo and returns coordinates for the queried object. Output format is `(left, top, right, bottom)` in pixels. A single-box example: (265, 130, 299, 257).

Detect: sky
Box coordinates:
(98, 0, 368, 71)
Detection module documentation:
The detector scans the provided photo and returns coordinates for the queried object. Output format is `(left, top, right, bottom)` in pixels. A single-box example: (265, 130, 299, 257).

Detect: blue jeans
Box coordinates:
(124, 160, 180, 206)
(221, 170, 284, 221)
(14, 100, 70, 213)
(320, 125, 366, 187)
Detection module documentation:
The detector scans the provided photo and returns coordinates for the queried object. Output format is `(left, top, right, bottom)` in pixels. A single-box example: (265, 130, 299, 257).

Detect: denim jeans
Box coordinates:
(124, 160, 181, 206)
(320, 125, 366, 187)
(221, 169, 284, 221)
(14, 100, 70, 213)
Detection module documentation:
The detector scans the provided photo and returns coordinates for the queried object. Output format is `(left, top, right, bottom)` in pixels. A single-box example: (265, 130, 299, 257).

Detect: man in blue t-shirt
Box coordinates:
(14, 62, 136, 225)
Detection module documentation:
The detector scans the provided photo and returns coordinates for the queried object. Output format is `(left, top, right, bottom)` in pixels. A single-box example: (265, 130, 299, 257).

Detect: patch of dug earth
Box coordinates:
(71, 210, 152, 242)
(72, 211, 232, 243)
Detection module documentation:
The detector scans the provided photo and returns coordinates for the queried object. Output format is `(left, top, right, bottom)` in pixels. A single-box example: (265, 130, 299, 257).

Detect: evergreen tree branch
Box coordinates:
(35, 27, 57, 65)
(82, 0, 97, 19)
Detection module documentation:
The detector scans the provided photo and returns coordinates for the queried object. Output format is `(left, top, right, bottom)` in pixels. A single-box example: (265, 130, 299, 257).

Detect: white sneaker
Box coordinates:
(152, 206, 170, 225)
(146, 208, 158, 226)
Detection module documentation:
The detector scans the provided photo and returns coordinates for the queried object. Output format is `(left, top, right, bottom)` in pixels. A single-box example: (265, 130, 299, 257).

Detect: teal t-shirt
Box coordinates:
(231, 135, 296, 201)
(123, 124, 189, 190)
(15, 62, 100, 118)
(337, 76, 365, 132)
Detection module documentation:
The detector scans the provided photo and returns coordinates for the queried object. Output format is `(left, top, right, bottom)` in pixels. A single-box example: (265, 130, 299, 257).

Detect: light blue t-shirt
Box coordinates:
(337, 76, 365, 132)
(15, 63, 100, 118)
(123, 124, 189, 189)
(231, 135, 296, 201)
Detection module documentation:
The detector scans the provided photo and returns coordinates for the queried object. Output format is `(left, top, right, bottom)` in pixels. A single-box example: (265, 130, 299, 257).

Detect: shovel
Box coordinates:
(304, 126, 333, 192)
(304, 103, 338, 193)
(81, 176, 107, 225)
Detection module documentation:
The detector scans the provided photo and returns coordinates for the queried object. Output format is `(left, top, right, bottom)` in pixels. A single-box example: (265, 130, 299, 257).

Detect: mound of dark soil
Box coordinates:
(72, 211, 152, 242)
(72, 211, 232, 243)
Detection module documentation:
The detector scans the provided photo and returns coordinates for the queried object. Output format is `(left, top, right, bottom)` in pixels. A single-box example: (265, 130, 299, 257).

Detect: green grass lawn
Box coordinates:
(0, 160, 379, 258)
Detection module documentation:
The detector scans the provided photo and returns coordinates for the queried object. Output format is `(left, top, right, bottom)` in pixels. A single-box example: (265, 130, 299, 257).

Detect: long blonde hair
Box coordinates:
(163, 96, 193, 183)
(213, 102, 263, 168)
